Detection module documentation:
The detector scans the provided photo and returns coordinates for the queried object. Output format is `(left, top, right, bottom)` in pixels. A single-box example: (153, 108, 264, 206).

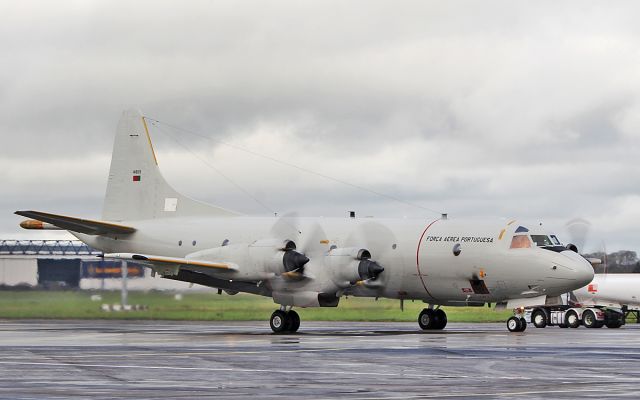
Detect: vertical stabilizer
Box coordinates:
(102, 109, 239, 221)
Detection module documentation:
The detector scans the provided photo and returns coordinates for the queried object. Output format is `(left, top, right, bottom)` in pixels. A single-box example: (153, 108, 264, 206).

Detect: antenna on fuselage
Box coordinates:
(146, 116, 445, 217)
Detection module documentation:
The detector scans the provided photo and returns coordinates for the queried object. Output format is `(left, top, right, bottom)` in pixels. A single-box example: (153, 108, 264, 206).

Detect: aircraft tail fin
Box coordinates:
(102, 109, 240, 221)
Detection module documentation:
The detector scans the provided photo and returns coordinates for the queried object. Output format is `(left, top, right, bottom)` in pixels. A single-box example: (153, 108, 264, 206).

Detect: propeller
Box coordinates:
(270, 214, 394, 283)
(564, 218, 603, 268)
(601, 240, 608, 275)
(565, 218, 591, 253)
(270, 212, 330, 277)
(343, 220, 397, 283)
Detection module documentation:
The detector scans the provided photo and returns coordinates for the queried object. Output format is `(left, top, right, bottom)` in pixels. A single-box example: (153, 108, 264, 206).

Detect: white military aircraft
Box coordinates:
(16, 109, 594, 333)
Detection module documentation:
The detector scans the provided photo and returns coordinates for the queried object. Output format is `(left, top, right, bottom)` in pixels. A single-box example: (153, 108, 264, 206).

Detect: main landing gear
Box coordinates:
(418, 308, 447, 330)
(270, 308, 300, 333)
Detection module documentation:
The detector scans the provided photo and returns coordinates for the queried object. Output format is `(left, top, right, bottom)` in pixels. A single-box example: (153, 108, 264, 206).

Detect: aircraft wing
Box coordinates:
(15, 210, 136, 236)
(103, 252, 238, 272)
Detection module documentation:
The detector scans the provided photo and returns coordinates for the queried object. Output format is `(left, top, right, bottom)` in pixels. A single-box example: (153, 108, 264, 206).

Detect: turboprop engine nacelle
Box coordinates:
(325, 247, 384, 288)
(188, 238, 309, 280)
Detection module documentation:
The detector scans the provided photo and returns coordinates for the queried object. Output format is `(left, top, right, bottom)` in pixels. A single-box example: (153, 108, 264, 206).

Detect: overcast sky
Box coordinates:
(2, 1, 640, 253)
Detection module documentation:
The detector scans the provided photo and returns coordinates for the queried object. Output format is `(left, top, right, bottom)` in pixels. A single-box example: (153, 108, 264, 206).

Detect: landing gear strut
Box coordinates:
(270, 309, 301, 333)
(418, 308, 447, 330)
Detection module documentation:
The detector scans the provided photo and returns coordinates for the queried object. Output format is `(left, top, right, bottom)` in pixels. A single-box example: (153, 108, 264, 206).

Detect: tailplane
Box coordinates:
(102, 109, 239, 221)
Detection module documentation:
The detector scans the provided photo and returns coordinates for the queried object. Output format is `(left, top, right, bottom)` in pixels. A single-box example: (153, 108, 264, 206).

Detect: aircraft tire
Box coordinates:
(565, 311, 580, 328)
(287, 310, 300, 333)
(433, 309, 447, 330)
(507, 316, 520, 332)
(270, 310, 288, 333)
(518, 317, 527, 332)
(418, 308, 435, 330)
(532, 309, 547, 328)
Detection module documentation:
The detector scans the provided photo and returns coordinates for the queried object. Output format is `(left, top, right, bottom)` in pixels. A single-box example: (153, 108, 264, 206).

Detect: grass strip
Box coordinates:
(0, 290, 513, 322)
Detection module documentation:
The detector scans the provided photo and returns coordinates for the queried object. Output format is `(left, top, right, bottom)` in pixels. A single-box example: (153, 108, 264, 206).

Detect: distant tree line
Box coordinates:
(583, 250, 640, 274)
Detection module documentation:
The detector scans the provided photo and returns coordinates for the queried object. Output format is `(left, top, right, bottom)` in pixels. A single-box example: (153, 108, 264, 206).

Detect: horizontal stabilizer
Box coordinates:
(15, 210, 136, 236)
(103, 252, 238, 271)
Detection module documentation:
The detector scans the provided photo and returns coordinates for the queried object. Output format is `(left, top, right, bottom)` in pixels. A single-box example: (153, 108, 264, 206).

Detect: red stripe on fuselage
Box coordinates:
(416, 219, 441, 300)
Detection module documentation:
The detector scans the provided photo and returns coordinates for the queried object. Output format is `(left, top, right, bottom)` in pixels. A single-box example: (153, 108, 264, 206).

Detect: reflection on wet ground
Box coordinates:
(1, 320, 639, 399)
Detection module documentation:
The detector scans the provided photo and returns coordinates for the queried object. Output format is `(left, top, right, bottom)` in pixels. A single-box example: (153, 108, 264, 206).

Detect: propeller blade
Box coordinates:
(270, 213, 331, 279)
(345, 220, 397, 257)
(299, 222, 330, 256)
(270, 212, 301, 243)
(565, 218, 591, 252)
(344, 220, 397, 283)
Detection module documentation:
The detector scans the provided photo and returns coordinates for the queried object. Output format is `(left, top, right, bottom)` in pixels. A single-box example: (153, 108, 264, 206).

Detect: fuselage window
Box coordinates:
(531, 235, 553, 247)
(510, 235, 532, 249)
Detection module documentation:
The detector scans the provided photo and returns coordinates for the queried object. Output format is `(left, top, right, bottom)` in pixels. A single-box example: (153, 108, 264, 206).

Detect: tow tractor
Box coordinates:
(521, 305, 624, 329)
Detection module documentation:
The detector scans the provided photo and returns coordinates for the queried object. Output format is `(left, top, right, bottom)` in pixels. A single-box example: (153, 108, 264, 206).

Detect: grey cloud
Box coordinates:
(2, 1, 640, 252)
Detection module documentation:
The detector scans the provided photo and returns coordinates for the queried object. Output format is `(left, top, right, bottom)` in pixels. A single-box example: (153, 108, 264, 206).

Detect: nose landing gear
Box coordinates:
(506, 307, 527, 332)
(507, 316, 527, 332)
(270, 308, 301, 333)
(418, 307, 447, 330)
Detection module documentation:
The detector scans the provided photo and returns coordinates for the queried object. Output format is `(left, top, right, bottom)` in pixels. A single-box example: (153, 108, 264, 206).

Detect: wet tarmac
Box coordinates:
(1, 320, 640, 399)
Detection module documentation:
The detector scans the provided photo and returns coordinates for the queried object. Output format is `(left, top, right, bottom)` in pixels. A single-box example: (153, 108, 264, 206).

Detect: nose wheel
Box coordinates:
(418, 308, 447, 330)
(270, 309, 301, 333)
(507, 316, 527, 332)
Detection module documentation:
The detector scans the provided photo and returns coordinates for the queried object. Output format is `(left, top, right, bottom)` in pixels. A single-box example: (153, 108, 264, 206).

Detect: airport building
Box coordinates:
(0, 240, 197, 290)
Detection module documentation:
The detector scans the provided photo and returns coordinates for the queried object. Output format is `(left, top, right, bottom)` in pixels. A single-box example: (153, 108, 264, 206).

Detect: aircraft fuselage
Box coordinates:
(77, 215, 594, 307)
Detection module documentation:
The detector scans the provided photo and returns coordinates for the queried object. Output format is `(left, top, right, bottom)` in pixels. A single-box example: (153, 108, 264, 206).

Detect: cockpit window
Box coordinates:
(515, 226, 529, 233)
(532, 234, 567, 253)
(510, 235, 532, 249)
(531, 235, 554, 247)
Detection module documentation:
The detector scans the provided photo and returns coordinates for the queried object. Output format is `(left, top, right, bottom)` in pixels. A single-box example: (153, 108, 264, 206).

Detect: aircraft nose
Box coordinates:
(562, 251, 594, 288)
